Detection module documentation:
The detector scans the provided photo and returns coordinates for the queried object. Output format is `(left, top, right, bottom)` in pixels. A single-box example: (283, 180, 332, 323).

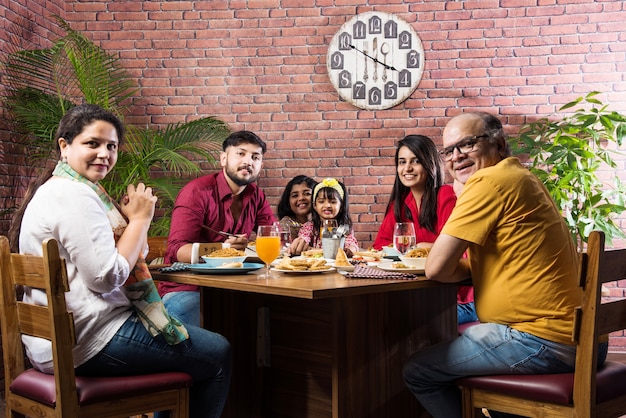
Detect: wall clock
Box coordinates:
(327, 11, 424, 110)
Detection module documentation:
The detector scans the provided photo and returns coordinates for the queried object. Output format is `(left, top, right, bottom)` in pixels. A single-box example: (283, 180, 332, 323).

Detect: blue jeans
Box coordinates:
(403, 322, 608, 418)
(75, 313, 231, 418)
(457, 301, 478, 325)
(162, 290, 201, 327)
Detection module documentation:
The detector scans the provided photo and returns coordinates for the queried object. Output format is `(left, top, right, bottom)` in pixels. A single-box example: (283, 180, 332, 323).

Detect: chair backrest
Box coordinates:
(573, 230, 626, 413)
(0, 235, 80, 415)
(146, 235, 168, 265)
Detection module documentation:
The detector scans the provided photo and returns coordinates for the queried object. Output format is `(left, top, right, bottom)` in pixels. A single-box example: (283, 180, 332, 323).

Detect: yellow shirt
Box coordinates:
(442, 158, 581, 345)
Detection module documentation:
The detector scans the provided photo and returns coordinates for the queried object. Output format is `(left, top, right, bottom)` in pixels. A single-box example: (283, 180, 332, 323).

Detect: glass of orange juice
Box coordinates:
(256, 224, 281, 278)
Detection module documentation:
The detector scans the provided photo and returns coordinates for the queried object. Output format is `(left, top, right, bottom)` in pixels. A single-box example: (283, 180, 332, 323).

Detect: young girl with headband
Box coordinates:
(288, 178, 359, 257)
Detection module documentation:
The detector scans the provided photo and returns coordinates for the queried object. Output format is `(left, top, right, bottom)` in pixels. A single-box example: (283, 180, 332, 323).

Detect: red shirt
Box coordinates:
(373, 185, 456, 250)
(159, 170, 276, 295)
(372, 185, 473, 304)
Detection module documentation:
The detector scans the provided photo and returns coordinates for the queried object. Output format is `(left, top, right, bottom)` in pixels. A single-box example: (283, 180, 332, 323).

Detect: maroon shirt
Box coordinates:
(159, 170, 276, 295)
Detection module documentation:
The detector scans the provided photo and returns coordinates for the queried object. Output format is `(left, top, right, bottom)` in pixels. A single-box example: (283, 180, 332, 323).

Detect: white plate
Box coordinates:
(377, 261, 425, 275)
(272, 267, 336, 274)
(333, 263, 355, 272)
(187, 263, 265, 275)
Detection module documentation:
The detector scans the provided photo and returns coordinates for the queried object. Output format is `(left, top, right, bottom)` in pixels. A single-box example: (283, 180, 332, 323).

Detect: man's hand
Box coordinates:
(225, 234, 248, 251)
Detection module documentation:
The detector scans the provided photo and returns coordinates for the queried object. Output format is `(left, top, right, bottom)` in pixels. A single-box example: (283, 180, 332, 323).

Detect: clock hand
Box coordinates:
(349, 44, 397, 72)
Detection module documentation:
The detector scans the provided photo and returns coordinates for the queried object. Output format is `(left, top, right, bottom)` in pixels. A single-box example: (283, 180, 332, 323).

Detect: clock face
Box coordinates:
(327, 12, 424, 110)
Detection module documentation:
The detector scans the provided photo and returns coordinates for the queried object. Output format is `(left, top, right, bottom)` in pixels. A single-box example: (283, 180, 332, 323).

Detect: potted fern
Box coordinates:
(510, 92, 626, 251)
(2, 16, 230, 235)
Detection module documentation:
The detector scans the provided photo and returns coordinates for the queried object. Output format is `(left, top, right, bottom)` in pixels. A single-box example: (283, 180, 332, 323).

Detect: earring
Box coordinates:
(61, 156, 67, 163)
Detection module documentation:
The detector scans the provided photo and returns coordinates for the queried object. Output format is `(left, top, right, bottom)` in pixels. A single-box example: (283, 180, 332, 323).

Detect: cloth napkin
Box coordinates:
(158, 262, 190, 272)
(344, 265, 418, 280)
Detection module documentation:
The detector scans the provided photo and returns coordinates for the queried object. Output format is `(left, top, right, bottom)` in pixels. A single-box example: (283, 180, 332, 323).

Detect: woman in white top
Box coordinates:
(9, 104, 231, 418)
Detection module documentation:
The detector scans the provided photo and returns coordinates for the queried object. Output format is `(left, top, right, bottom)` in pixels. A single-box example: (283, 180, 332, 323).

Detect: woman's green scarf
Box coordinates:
(53, 161, 188, 345)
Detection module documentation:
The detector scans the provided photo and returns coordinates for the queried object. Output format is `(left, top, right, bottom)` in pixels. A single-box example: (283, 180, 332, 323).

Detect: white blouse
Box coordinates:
(19, 177, 133, 373)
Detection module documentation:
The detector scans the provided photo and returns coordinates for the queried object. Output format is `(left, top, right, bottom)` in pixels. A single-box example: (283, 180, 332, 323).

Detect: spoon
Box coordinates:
(381, 42, 390, 82)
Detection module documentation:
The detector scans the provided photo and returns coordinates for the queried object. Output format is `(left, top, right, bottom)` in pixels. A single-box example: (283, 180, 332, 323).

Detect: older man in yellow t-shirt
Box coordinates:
(402, 112, 607, 418)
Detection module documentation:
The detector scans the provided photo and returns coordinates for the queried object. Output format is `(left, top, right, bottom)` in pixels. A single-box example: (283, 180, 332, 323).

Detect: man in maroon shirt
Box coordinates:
(159, 130, 276, 326)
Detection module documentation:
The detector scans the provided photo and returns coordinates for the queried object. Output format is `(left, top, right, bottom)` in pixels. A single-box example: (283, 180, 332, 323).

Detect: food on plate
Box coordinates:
(405, 247, 430, 258)
(204, 248, 246, 257)
(301, 248, 324, 258)
(334, 248, 351, 267)
(352, 250, 383, 261)
(219, 261, 243, 268)
(276, 256, 329, 271)
(391, 262, 409, 269)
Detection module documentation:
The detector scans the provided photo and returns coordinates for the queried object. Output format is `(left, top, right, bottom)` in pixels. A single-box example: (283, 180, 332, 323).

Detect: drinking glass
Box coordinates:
(256, 225, 281, 278)
(274, 221, 292, 255)
(393, 222, 416, 255)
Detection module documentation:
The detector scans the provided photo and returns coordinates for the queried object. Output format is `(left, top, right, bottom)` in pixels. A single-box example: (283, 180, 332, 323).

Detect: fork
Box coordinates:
(201, 224, 237, 238)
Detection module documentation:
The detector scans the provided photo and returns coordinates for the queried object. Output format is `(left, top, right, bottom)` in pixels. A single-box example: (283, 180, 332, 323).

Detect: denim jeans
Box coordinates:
(162, 290, 201, 327)
(75, 313, 231, 418)
(457, 301, 478, 325)
(403, 322, 608, 418)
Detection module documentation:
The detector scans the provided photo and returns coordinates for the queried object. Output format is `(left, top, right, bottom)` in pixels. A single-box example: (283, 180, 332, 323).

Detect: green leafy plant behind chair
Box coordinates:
(510, 92, 626, 251)
(2, 16, 230, 234)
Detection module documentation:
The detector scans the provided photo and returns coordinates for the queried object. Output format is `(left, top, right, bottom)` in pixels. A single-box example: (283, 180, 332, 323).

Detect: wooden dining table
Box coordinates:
(152, 265, 458, 418)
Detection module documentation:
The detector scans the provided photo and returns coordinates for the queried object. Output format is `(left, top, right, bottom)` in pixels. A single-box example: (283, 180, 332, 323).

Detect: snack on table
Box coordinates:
(301, 248, 324, 258)
(205, 248, 246, 257)
(276, 256, 329, 271)
(391, 262, 409, 269)
(219, 261, 244, 268)
(352, 250, 383, 261)
(405, 247, 430, 258)
(334, 248, 351, 267)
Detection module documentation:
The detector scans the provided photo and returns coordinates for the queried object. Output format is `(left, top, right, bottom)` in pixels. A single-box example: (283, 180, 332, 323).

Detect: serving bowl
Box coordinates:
(201, 255, 247, 267)
(398, 255, 427, 269)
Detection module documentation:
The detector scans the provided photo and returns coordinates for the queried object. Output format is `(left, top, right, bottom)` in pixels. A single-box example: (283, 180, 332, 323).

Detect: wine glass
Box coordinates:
(256, 225, 282, 278)
(393, 222, 416, 255)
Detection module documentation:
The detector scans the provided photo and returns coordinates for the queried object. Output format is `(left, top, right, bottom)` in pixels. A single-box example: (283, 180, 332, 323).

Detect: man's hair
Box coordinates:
(222, 130, 267, 154)
(475, 112, 511, 157)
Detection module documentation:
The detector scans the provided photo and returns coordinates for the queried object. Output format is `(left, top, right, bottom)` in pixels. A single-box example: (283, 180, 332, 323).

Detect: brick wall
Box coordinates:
(1, 1, 625, 348)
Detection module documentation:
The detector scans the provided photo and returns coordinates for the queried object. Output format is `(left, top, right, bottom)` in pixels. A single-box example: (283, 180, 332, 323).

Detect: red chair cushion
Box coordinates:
(457, 360, 626, 405)
(10, 368, 193, 407)
(458, 321, 480, 335)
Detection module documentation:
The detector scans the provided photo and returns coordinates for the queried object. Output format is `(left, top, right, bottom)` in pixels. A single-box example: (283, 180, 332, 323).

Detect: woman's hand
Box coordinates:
(288, 237, 309, 256)
(117, 184, 157, 270)
(120, 183, 157, 222)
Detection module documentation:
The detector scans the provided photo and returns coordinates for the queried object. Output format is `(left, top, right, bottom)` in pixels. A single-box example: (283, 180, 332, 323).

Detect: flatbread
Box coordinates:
(334, 248, 352, 267)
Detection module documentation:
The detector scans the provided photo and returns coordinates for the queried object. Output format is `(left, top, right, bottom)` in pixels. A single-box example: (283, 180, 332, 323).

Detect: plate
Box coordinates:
(377, 262, 425, 275)
(272, 267, 336, 274)
(333, 263, 355, 272)
(187, 262, 265, 274)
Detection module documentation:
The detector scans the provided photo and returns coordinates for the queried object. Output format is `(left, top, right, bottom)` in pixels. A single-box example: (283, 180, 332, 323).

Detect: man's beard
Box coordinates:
(226, 166, 257, 186)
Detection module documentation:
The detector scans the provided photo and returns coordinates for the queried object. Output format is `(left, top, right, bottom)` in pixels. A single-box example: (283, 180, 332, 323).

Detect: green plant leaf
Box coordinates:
(512, 93, 626, 247)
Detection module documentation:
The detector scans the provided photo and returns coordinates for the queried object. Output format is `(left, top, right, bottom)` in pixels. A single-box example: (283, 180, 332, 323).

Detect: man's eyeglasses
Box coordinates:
(438, 135, 489, 162)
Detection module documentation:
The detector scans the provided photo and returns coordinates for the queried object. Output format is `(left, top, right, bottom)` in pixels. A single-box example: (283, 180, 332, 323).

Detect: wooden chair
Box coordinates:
(457, 231, 626, 418)
(0, 235, 192, 417)
(147, 235, 168, 265)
